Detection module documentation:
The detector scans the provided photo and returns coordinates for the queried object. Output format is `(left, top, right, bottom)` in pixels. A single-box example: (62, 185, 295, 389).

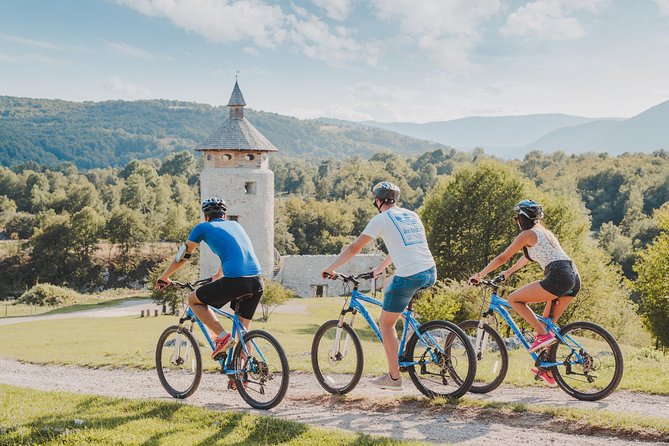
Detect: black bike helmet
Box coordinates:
(202, 197, 227, 218)
(371, 182, 400, 204)
(513, 199, 544, 220)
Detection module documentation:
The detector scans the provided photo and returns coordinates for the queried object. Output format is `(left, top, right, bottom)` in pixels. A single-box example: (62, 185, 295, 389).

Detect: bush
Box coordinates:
(18, 284, 81, 306)
(259, 281, 294, 321)
(413, 280, 482, 324)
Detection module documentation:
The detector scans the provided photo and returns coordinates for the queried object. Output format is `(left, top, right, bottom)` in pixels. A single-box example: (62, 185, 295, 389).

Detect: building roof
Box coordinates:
(197, 117, 278, 152)
(197, 81, 278, 152)
(228, 81, 246, 106)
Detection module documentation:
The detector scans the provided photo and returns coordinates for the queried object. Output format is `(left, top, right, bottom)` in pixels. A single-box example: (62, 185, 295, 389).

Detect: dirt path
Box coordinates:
(0, 357, 665, 445)
(0, 299, 161, 327)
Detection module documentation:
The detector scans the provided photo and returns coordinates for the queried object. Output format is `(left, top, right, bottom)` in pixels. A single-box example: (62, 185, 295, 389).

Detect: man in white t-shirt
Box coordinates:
(322, 181, 437, 391)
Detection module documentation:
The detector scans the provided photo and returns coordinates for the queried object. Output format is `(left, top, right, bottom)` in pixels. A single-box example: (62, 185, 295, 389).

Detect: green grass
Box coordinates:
(0, 297, 668, 394)
(0, 289, 150, 318)
(0, 385, 429, 446)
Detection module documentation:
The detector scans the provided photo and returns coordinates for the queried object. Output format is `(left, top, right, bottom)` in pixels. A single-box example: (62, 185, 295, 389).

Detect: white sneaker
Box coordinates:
(370, 373, 403, 391)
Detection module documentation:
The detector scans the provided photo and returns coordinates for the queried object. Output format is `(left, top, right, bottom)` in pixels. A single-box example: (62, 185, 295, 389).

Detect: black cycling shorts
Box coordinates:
(195, 276, 264, 320)
(539, 260, 581, 298)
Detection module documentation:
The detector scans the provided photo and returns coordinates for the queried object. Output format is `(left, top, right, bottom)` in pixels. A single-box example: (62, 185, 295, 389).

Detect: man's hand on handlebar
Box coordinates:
(156, 277, 172, 290)
(322, 269, 336, 280)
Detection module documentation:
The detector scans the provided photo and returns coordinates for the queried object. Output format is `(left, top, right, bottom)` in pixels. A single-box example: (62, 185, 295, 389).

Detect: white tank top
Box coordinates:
(526, 228, 571, 270)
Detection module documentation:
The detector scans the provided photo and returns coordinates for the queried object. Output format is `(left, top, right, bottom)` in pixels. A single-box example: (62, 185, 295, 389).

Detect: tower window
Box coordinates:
(227, 215, 239, 221)
(245, 181, 257, 195)
(222, 154, 232, 160)
(245, 154, 255, 161)
(207, 154, 212, 161)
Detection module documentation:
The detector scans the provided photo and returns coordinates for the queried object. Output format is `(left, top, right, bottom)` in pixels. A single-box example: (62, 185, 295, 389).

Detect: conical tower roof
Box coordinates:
(228, 81, 246, 106)
(197, 81, 278, 152)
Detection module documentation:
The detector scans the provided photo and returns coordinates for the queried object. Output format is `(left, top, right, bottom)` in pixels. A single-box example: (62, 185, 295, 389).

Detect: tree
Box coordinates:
(69, 206, 105, 262)
(420, 160, 525, 280)
(107, 206, 148, 270)
(634, 204, 669, 347)
(159, 150, 196, 178)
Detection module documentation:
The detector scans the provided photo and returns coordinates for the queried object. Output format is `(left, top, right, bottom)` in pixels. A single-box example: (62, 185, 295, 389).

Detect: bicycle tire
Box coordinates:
(311, 320, 364, 395)
(548, 321, 623, 401)
(232, 330, 289, 410)
(406, 320, 476, 399)
(459, 320, 508, 394)
(155, 325, 202, 399)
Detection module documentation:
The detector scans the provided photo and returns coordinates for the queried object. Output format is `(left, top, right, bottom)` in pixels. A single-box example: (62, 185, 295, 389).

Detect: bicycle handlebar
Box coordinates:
(162, 278, 212, 291)
(323, 271, 375, 285)
(472, 274, 505, 290)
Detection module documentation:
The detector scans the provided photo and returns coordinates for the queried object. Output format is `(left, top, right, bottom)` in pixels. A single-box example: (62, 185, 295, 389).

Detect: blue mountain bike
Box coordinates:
(155, 279, 289, 410)
(460, 276, 623, 401)
(311, 272, 476, 398)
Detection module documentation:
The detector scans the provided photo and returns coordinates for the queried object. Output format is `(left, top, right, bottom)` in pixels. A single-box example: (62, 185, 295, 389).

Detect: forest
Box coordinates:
(1, 148, 668, 347)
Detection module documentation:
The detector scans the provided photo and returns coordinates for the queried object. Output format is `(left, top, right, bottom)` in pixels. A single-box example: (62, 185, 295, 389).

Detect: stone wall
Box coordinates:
(275, 254, 386, 297)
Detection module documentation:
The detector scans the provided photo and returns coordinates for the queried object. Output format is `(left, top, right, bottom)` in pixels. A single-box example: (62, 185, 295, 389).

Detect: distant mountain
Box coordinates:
(525, 100, 669, 155)
(0, 96, 447, 169)
(360, 114, 616, 157)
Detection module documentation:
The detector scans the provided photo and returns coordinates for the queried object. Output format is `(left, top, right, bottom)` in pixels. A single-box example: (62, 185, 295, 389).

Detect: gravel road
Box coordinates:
(0, 357, 666, 445)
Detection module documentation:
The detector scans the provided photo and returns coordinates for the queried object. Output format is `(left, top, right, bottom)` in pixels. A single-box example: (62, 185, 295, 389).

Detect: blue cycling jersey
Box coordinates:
(187, 219, 261, 278)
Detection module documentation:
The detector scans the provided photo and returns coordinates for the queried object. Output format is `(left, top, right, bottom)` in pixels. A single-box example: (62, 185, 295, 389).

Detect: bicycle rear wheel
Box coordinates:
(156, 325, 202, 399)
(548, 321, 623, 401)
(232, 330, 289, 410)
(406, 320, 476, 399)
(311, 320, 363, 395)
(459, 320, 508, 394)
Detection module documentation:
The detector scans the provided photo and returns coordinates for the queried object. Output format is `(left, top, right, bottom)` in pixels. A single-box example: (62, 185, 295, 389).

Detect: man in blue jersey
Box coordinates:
(157, 197, 263, 361)
(322, 182, 436, 391)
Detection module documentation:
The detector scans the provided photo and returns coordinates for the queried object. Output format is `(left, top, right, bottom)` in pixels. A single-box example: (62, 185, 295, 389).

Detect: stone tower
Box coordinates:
(196, 81, 278, 278)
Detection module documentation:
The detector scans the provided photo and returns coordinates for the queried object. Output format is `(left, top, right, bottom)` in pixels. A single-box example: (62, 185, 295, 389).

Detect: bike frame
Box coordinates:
(482, 290, 587, 368)
(180, 305, 267, 376)
(337, 287, 444, 368)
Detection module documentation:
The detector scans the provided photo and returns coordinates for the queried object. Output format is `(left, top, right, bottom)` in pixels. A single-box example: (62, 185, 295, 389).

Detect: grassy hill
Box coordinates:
(0, 96, 448, 169)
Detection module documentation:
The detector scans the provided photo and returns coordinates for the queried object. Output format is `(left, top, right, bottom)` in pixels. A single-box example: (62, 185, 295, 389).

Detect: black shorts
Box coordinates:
(195, 276, 264, 320)
(540, 260, 581, 298)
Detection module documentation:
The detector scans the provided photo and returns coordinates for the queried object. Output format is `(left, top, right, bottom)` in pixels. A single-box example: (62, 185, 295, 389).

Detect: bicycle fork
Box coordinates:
(331, 312, 356, 361)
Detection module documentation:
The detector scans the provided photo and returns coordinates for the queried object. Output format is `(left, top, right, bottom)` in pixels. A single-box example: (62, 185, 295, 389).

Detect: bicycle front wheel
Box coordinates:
(406, 320, 476, 399)
(459, 320, 508, 394)
(232, 330, 289, 410)
(156, 325, 202, 399)
(311, 320, 363, 395)
(548, 321, 623, 401)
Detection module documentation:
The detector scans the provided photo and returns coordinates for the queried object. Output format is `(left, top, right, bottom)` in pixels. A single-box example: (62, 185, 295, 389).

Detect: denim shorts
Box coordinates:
(383, 266, 437, 313)
(539, 260, 581, 298)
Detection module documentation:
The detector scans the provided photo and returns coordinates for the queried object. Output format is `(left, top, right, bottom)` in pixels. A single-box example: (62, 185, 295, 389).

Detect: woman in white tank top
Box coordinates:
(469, 200, 580, 386)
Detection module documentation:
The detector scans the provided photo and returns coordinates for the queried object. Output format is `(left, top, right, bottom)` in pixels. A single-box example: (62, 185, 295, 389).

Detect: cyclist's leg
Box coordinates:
(379, 310, 402, 379)
(188, 291, 225, 335)
(508, 281, 557, 335)
(543, 273, 580, 321)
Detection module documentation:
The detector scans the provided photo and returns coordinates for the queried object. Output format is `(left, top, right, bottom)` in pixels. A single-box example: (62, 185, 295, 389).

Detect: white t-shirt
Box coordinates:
(362, 207, 436, 277)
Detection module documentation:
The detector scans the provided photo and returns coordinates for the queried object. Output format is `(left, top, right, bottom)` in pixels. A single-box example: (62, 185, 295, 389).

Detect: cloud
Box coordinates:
(654, 0, 669, 16)
(117, 0, 287, 48)
(370, 0, 502, 71)
(500, 0, 607, 40)
(107, 42, 153, 59)
(311, 0, 352, 21)
(117, 0, 376, 66)
(104, 75, 150, 98)
(0, 33, 89, 52)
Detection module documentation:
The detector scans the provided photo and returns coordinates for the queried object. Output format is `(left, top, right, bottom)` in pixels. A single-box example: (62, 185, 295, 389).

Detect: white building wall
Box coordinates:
(200, 166, 274, 278)
(275, 254, 386, 297)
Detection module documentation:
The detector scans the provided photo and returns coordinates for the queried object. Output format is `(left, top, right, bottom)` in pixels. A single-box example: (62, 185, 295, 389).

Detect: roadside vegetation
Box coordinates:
(0, 385, 426, 446)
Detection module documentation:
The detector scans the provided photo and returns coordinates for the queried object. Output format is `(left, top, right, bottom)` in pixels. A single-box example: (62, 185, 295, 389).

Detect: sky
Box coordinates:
(1, 0, 669, 123)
